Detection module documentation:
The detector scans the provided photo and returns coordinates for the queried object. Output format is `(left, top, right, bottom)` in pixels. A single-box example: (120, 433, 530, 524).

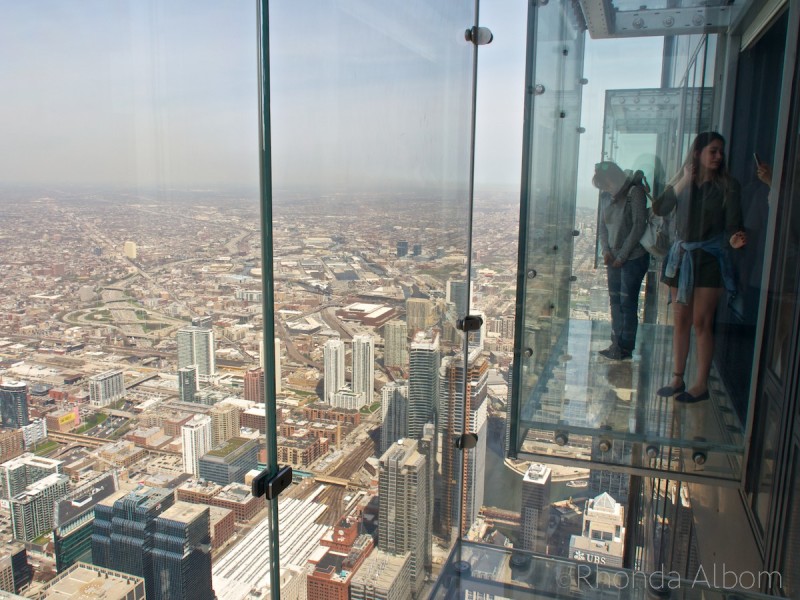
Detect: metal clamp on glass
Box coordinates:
(455, 433, 478, 450)
(456, 314, 484, 332)
(464, 26, 493, 46)
(251, 465, 293, 500)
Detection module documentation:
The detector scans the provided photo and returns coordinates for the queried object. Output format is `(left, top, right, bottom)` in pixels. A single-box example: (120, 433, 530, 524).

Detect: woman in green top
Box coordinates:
(653, 132, 747, 403)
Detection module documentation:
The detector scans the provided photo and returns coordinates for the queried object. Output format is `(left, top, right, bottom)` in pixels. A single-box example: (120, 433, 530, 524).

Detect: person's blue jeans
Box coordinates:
(607, 253, 649, 353)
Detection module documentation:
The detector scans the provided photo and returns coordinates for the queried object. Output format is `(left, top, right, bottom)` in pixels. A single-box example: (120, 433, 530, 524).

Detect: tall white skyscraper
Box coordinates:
(352, 334, 375, 404)
(177, 326, 216, 382)
(323, 338, 345, 403)
(378, 438, 431, 598)
(380, 381, 408, 454)
(408, 333, 440, 440)
(89, 370, 125, 408)
(383, 320, 407, 368)
(181, 414, 212, 476)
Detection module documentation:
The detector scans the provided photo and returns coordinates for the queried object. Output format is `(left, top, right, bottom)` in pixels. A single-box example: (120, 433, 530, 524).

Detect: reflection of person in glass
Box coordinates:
(654, 132, 747, 402)
(594, 161, 649, 360)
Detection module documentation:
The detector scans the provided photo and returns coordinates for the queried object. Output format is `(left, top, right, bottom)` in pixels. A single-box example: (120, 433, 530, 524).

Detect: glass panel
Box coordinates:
(267, 1, 477, 598)
(495, 2, 796, 593)
(512, 6, 766, 480)
(0, 1, 259, 598)
(430, 540, 778, 599)
(779, 446, 800, 597)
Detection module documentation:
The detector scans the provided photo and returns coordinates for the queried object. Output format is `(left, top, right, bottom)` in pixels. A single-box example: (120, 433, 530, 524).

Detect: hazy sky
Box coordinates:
(0, 1, 662, 198)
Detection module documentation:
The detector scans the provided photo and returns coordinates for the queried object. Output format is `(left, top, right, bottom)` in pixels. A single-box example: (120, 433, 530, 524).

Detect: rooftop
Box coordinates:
(39, 563, 144, 599)
(206, 437, 253, 458)
(158, 501, 208, 524)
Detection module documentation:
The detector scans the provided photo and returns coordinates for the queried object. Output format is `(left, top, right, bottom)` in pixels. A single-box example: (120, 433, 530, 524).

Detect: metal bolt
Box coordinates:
(534, 84, 545, 95)
(527, 269, 537, 279)
(523, 348, 533, 358)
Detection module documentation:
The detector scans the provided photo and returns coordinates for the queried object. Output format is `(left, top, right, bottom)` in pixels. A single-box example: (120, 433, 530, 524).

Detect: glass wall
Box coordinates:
(0, 1, 267, 598)
(266, 2, 479, 598)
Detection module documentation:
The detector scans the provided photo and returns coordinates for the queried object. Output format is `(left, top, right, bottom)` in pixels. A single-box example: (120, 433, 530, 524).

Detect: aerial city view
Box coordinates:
(0, 184, 622, 599)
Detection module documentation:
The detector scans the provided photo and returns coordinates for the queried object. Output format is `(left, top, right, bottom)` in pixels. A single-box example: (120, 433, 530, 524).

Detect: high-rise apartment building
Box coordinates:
(198, 437, 258, 486)
(244, 367, 265, 402)
(181, 415, 212, 476)
(407, 333, 440, 440)
(323, 338, 345, 404)
(11, 473, 70, 542)
(396, 240, 408, 257)
(176, 326, 215, 382)
(438, 353, 488, 538)
(332, 387, 363, 410)
(0, 454, 63, 500)
(520, 463, 552, 554)
(378, 438, 430, 599)
(0, 381, 29, 428)
(88, 370, 125, 408)
(352, 334, 375, 404)
(92, 487, 215, 600)
(380, 381, 408, 454)
(178, 365, 198, 403)
(0, 429, 25, 464)
(209, 403, 240, 448)
(405, 298, 435, 334)
(382, 320, 407, 368)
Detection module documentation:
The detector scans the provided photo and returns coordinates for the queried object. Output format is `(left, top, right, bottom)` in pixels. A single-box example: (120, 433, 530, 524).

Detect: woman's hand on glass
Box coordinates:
(603, 251, 613, 266)
(730, 231, 747, 249)
(756, 164, 773, 187)
(612, 258, 624, 268)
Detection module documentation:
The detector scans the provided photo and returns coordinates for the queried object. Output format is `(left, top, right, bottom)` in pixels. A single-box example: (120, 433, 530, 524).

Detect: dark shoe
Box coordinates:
(657, 372, 685, 397)
(675, 390, 710, 403)
(657, 381, 686, 397)
(599, 345, 630, 360)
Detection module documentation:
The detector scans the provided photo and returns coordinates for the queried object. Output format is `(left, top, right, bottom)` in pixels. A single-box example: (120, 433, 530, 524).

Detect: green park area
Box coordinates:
(360, 401, 380, 414)
(74, 412, 108, 434)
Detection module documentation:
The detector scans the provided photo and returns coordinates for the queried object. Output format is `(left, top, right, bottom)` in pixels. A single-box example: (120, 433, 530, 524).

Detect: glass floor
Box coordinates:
(516, 320, 746, 483)
(431, 541, 777, 599)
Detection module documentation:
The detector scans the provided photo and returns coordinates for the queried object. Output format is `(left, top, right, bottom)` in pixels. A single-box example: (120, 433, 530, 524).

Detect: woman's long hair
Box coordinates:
(670, 131, 732, 194)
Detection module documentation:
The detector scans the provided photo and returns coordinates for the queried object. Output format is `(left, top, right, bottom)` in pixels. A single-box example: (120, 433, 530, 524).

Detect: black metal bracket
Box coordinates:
(251, 465, 293, 500)
(455, 433, 479, 450)
(456, 314, 483, 332)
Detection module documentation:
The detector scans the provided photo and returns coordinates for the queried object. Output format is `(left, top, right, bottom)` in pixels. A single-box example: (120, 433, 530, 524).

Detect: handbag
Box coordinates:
(640, 208, 670, 258)
(627, 171, 671, 258)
